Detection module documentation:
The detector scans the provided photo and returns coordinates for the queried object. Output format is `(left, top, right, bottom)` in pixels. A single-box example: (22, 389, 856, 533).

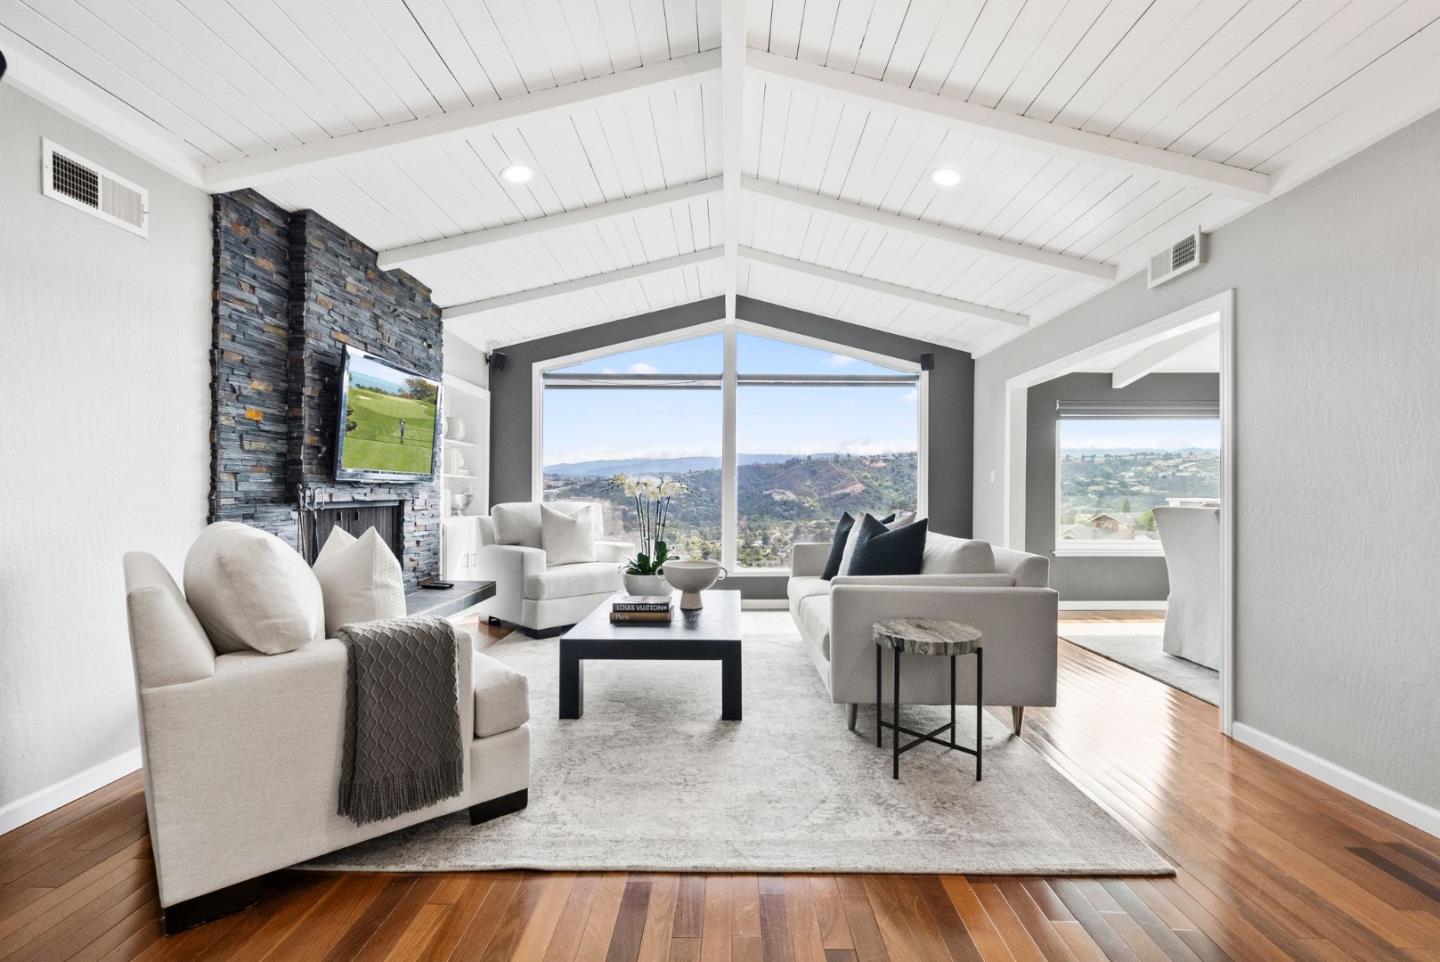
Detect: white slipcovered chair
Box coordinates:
(122, 552, 531, 932)
(787, 532, 1058, 735)
(1154, 506, 1223, 669)
(474, 501, 633, 637)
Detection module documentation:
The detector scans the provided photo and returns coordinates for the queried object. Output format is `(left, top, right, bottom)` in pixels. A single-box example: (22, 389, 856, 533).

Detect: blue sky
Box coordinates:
(544, 334, 919, 465)
(1060, 418, 1222, 451)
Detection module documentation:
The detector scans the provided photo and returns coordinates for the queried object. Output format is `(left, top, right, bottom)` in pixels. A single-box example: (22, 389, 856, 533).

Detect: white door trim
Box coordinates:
(1000, 290, 1236, 733)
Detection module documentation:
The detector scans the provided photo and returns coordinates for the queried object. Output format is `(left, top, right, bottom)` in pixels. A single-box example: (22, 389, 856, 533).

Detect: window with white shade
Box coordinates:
(1055, 401, 1221, 555)
(539, 326, 923, 570)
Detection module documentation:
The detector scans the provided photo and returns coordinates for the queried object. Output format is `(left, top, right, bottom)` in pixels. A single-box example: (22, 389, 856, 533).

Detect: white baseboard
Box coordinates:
(1059, 600, 1166, 611)
(0, 748, 143, 836)
(741, 599, 788, 610)
(1232, 722, 1439, 839)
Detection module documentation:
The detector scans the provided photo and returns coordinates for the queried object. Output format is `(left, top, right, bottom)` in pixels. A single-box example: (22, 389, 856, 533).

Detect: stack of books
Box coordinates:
(610, 594, 673, 624)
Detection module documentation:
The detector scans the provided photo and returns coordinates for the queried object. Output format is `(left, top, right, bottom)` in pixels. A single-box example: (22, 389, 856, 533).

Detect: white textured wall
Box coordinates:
(973, 111, 1440, 810)
(0, 88, 211, 821)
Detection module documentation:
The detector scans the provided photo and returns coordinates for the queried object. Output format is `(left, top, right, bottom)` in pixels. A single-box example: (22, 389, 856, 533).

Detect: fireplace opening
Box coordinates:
(300, 499, 404, 566)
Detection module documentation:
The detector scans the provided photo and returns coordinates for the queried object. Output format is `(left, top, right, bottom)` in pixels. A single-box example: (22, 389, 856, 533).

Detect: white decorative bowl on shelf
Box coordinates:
(661, 560, 728, 610)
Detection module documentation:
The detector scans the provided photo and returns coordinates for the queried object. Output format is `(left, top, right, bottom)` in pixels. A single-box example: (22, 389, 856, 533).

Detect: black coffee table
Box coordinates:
(559, 590, 742, 721)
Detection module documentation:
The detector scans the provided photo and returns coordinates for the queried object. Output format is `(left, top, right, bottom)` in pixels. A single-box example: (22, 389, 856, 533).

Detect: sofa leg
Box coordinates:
(1011, 706, 1025, 736)
(847, 703, 858, 732)
(469, 788, 528, 825)
(520, 624, 570, 639)
(163, 876, 266, 934)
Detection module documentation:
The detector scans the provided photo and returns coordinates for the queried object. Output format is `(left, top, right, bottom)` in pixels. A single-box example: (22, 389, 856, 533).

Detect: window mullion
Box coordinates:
(721, 326, 738, 569)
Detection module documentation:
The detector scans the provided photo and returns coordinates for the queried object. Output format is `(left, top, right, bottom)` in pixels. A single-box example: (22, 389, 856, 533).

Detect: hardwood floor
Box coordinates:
(3, 614, 1438, 961)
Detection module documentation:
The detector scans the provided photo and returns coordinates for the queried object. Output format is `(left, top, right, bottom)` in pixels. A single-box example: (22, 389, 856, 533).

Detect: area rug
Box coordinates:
(305, 613, 1171, 876)
(1060, 622, 1219, 705)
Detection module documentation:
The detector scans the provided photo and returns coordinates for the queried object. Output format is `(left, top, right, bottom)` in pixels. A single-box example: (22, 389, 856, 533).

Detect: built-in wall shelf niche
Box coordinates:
(440, 373, 488, 519)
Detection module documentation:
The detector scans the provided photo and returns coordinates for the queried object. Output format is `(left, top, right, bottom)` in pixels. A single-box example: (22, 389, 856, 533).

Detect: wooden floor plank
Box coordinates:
(2, 613, 1437, 962)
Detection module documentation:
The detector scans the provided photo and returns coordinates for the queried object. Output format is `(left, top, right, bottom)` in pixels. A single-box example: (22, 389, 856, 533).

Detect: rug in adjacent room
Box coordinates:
(1060, 622, 1219, 705)
(305, 613, 1172, 876)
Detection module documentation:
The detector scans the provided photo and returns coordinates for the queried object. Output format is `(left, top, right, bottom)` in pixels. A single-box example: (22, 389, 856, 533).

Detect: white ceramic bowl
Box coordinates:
(662, 560, 728, 609)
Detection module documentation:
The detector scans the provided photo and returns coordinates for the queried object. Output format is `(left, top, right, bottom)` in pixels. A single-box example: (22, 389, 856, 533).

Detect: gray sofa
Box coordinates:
(787, 532, 1058, 734)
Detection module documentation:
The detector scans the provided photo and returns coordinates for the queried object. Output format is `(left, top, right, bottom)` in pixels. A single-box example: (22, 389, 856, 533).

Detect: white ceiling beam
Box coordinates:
(748, 51, 1271, 203)
(739, 246, 1028, 327)
(743, 177, 1116, 281)
(1112, 324, 1219, 388)
(441, 247, 724, 320)
(377, 177, 722, 272)
(203, 51, 721, 193)
(1, 28, 206, 187)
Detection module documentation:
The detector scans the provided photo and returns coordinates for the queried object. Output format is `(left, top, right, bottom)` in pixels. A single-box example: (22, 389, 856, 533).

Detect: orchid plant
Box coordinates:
(609, 474, 685, 576)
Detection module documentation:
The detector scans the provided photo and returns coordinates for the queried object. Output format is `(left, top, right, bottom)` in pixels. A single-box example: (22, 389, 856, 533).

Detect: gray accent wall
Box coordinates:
(486, 296, 975, 597)
(972, 110, 1440, 813)
(1026, 373, 1219, 602)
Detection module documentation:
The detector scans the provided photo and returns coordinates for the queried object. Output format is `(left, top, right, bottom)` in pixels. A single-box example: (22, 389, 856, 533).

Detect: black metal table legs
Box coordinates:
(875, 645, 983, 781)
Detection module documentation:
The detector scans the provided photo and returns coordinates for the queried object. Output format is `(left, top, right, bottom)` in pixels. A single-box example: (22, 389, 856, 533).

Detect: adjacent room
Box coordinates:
(2, 3, 1438, 960)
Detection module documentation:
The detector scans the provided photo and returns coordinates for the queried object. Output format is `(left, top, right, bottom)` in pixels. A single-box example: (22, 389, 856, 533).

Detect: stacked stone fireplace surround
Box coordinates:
(210, 190, 442, 589)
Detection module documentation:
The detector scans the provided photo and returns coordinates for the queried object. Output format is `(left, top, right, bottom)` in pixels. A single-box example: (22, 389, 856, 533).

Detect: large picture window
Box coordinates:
(540, 326, 922, 570)
(1055, 401, 1221, 554)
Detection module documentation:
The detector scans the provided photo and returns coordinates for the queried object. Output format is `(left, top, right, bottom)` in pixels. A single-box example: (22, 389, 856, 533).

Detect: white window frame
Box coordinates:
(1052, 413, 1220, 559)
(532, 318, 927, 574)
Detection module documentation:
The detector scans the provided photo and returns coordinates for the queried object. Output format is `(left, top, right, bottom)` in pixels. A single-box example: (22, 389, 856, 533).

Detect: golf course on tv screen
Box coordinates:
(338, 350, 439, 478)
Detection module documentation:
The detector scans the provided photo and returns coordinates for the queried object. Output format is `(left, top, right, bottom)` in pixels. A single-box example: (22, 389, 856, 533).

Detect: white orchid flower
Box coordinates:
(660, 480, 680, 497)
(623, 477, 639, 496)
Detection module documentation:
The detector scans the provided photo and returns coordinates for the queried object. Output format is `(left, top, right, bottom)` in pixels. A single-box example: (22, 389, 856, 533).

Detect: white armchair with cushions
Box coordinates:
(788, 532, 1058, 735)
(475, 501, 634, 637)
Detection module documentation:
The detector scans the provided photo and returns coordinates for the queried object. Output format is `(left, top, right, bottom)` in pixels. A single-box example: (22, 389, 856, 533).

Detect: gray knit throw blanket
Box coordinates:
(337, 616, 464, 826)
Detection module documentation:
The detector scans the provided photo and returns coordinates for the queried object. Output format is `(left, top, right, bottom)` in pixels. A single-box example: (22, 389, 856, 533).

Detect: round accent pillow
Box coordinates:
(183, 522, 325, 654)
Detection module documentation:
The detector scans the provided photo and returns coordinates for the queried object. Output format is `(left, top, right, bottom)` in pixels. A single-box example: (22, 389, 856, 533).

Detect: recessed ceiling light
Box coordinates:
(500, 164, 534, 184)
(930, 168, 963, 187)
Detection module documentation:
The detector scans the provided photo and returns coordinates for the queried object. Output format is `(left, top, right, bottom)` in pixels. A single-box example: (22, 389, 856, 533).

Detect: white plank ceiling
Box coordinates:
(5, 0, 1440, 353)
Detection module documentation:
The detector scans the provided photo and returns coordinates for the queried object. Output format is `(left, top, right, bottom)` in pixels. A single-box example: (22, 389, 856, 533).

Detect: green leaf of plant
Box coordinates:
(654, 540, 669, 563)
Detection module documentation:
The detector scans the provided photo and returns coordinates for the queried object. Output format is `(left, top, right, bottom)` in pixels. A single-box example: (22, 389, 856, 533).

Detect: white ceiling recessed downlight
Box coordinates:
(500, 165, 534, 184)
(930, 168, 962, 187)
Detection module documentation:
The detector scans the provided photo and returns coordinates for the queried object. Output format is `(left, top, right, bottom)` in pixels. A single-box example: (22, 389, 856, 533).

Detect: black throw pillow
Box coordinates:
(848, 516, 929, 577)
(820, 512, 855, 581)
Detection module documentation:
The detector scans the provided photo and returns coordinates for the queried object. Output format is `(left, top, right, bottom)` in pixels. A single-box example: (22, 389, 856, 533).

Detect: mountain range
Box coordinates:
(543, 453, 849, 477)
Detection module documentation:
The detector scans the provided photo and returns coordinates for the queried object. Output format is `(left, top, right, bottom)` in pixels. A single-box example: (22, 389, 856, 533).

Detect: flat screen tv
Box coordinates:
(334, 346, 442, 483)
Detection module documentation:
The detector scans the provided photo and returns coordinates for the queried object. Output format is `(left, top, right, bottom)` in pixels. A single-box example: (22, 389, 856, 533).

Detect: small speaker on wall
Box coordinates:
(920, 352, 934, 371)
(486, 351, 508, 371)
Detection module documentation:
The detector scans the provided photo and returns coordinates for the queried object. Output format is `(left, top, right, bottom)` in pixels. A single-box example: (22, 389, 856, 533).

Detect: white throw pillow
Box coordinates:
(491, 502, 543, 547)
(183, 522, 325, 655)
(836, 513, 874, 577)
(921, 534, 995, 575)
(541, 504, 596, 565)
(312, 526, 406, 635)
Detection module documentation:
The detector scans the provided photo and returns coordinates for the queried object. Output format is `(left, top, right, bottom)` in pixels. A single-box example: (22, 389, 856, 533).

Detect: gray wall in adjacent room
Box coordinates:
(486, 296, 975, 597)
(972, 110, 1440, 812)
(1025, 373, 1220, 602)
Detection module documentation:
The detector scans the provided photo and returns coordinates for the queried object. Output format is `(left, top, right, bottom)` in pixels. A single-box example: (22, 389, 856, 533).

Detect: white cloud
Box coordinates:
(600, 367, 617, 375)
(900, 388, 918, 403)
(626, 362, 659, 374)
(824, 353, 858, 368)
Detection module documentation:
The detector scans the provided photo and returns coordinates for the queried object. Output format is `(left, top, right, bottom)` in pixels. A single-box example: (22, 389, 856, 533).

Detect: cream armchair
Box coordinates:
(123, 552, 531, 932)
(475, 501, 633, 637)
(787, 533, 1058, 735)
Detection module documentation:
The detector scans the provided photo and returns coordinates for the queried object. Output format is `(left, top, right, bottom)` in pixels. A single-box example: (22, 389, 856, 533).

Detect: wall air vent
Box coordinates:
(1146, 229, 1204, 289)
(41, 139, 148, 237)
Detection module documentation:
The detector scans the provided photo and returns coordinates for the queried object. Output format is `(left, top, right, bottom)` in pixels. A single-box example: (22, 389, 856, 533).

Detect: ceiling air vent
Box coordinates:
(41, 139, 148, 237)
(1147, 229, 1204, 289)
